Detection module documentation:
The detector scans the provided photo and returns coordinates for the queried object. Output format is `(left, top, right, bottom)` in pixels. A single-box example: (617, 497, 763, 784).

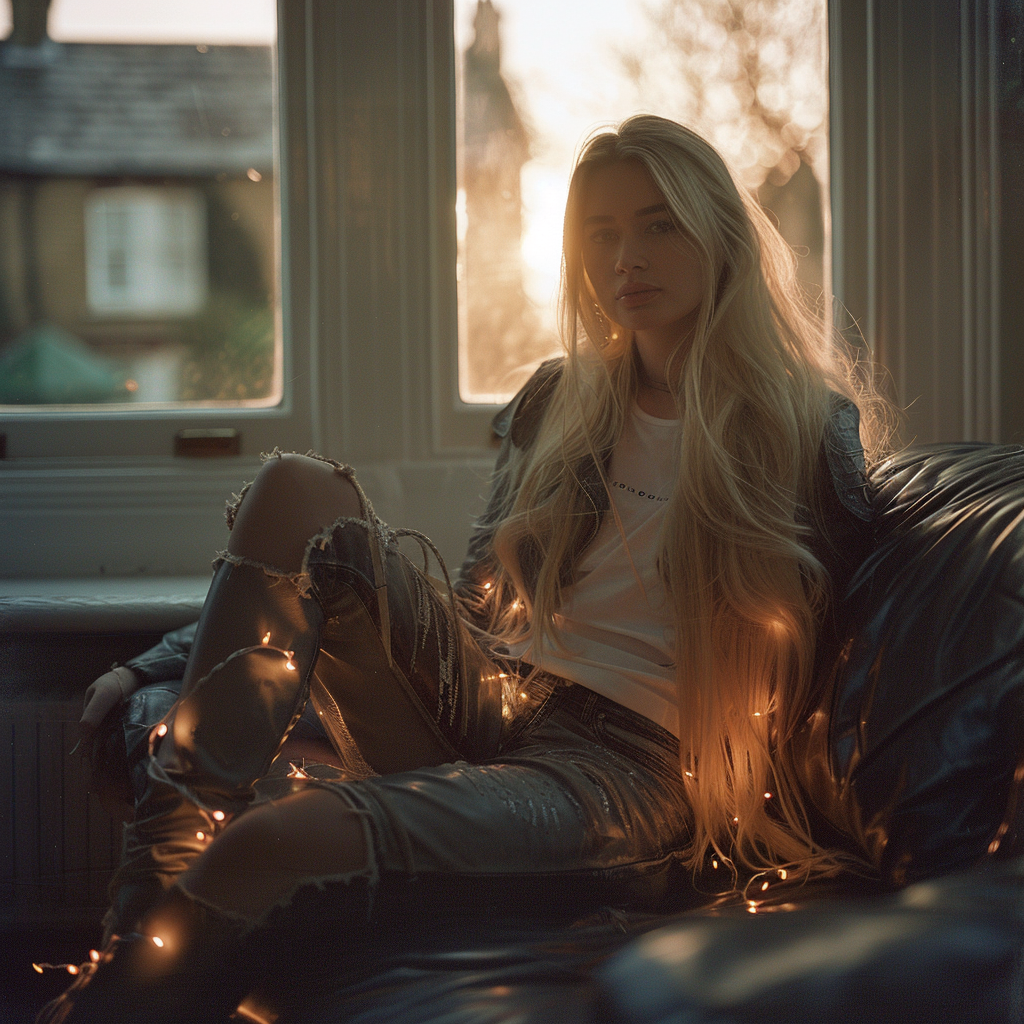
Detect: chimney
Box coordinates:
(7, 0, 52, 47)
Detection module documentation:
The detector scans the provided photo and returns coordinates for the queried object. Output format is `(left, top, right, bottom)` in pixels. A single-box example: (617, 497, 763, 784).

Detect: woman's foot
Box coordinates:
(36, 887, 250, 1024)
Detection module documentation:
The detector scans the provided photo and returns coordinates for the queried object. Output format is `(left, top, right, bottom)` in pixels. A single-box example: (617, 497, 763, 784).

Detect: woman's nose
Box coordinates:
(615, 243, 648, 273)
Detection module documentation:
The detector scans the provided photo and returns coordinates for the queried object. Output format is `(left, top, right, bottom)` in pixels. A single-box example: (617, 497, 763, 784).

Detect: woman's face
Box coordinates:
(580, 159, 704, 355)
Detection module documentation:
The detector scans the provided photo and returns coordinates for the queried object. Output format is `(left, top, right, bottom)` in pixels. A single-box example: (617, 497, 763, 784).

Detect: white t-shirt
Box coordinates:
(511, 404, 681, 735)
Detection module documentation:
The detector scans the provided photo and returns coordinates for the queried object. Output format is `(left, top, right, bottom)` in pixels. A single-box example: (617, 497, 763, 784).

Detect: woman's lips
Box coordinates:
(616, 284, 660, 308)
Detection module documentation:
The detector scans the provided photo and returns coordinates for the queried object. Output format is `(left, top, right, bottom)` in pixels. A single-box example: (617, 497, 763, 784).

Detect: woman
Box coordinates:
(45, 115, 885, 1022)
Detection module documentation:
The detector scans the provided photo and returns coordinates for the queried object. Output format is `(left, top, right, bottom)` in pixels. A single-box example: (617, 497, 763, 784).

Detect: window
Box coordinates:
(0, 0, 287, 418)
(453, 0, 831, 404)
(85, 187, 208, 318)
(1, 0, 1016, 580)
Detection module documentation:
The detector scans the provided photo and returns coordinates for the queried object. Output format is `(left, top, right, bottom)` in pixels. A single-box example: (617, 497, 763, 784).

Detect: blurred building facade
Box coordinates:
(0, 0, 275, 404)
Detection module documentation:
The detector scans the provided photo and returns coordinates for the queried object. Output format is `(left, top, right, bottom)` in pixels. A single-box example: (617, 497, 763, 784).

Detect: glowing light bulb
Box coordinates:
(152, 936, 164, 948)
(32, 963, 43, 974)
(67, 964, 79, 975)
(778, 869, 788, 880)
(196, 831, 206, 841)
(733, 816, 739, 823)
(747, 903, 758, 914)
(761, 881, 770, 891)
(483, 582, 492, 591)
(285, 652, 296, 670)
(764, 792, 773, 799)
(685, 771, 694, 778)
(520, 692, 528, 700)
(155, 723, 168, 738)
(89, 950, 100, 962)
(262, 632, 271, 645)
(212, 810, 225, 822)
(712, 859, 719, 869)
(753, 712, 762, 717)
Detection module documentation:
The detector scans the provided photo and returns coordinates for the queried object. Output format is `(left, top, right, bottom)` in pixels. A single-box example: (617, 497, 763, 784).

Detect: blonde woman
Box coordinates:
(44, 115, 884, 1022)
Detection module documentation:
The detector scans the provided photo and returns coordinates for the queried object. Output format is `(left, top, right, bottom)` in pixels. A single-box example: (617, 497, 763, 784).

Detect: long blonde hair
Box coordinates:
(488, 115, 888, 881)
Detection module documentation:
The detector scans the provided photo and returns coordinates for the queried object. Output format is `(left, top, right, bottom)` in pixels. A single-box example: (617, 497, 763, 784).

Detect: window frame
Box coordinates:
(0, 11, 314, 462)
(2, 0, 1013, 579)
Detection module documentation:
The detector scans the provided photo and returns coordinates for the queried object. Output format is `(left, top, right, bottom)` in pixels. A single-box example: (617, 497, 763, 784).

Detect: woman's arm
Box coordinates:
(807, 394, 876, 595)
(79, 621, 197, 740)
(124, 620, 198, 684)
(454, 360, 565, 614)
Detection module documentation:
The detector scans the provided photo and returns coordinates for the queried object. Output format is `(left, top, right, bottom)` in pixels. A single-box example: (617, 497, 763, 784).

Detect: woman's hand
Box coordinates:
(80, 666, 140, 742)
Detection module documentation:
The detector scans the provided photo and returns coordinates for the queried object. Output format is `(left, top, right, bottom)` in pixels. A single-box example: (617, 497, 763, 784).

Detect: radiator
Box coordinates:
(1, 700, 121, 926)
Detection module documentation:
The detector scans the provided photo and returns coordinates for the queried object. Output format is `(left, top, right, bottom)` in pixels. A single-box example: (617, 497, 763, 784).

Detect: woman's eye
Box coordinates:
(648, 219, 677, 234)
(589, 229, 617, 244)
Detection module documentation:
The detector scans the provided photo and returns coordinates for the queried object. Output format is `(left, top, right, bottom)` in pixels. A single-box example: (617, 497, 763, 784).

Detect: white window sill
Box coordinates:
(0, 577, 208, 633)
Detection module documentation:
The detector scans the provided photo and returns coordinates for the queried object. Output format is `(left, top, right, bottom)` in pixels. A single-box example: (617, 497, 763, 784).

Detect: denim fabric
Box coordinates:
(297, 515, 695, 916)
(321, 683, 694, 915)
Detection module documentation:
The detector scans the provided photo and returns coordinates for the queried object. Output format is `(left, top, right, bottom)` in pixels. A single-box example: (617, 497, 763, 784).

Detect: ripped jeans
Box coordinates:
(267, 508, 695, 922)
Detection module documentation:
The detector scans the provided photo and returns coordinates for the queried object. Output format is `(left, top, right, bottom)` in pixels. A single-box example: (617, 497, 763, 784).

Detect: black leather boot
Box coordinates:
(36, 886, 251, 1024)
(155, 558, 325, 810)
(103, 558, 325, 939)
(100, 772, 217, 944)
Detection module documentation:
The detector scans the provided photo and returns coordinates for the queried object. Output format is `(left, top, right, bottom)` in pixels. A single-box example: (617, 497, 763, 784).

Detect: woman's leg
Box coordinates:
(43, 453, 514, 1020)
(162, 452, 363, 760)
(106, 455, 369, 941)
(176, 788, 367, 921)
(106, 451, 504, 938)
(227, 452, 363, 570)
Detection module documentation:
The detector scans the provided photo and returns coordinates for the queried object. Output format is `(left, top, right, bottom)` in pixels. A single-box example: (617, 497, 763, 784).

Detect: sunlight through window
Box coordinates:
(454, 0, 830, 404)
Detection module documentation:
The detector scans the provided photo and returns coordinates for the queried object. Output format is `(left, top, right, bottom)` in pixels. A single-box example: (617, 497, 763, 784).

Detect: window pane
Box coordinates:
(0, 0, 278, 407)
(455, 0, 830, 404)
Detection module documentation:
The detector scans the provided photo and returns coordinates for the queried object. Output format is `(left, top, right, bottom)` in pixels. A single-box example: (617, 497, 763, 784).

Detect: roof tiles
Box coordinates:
(0, 41, 273, 176)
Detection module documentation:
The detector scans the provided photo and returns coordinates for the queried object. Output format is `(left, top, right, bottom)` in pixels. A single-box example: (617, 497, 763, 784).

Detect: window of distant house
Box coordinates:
(85, 187, 208, 317)
(454, 0, 830, 404)
(0, 0, 279, 407)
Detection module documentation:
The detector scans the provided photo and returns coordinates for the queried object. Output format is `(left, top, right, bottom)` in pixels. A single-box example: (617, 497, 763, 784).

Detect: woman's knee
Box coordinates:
(228, 454, 364, 570)
(177, 788, 369, 920)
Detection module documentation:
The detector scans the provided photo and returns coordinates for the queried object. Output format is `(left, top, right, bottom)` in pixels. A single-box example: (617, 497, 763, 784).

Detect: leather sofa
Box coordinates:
(94, 442, 1024, 1023)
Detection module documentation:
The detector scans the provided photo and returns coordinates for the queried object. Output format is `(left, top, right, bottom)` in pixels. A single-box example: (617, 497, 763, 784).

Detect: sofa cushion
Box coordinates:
(827, 444, 1024, 883)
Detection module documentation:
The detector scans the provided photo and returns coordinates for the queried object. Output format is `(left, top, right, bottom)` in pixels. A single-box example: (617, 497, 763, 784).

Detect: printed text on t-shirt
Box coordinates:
(609, 479, 670, 502)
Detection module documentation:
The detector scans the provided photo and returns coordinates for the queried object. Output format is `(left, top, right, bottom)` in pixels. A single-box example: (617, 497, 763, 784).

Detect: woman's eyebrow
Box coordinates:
(583, 203, 668, 226)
